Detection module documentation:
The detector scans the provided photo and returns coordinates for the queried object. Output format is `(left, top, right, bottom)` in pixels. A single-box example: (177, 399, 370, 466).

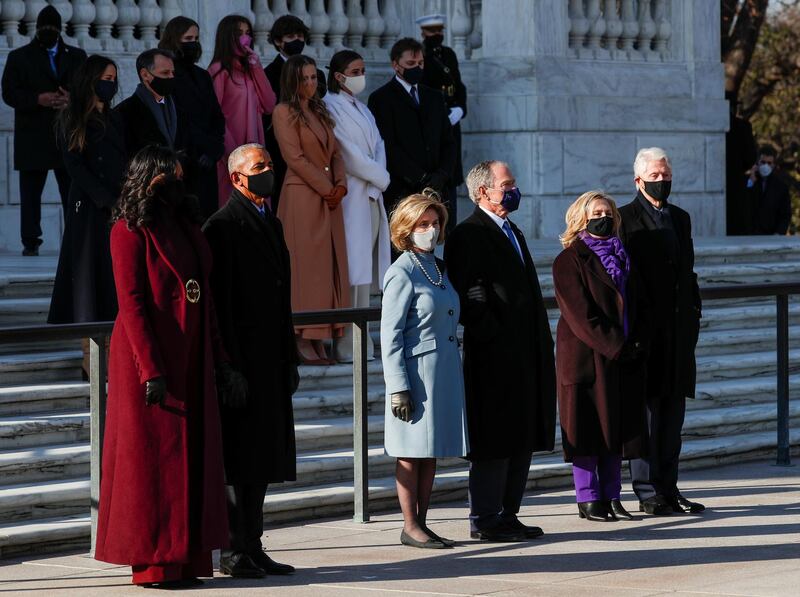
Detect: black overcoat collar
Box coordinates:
(227, 190, 284, 272)
(470, 206, 531, 272)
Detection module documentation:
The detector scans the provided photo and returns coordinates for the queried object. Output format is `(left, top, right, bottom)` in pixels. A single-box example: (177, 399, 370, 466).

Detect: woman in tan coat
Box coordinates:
(274, 55, 349, 364)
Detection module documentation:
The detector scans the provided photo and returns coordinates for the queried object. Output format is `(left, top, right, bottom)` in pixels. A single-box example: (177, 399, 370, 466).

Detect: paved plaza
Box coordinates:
(0, 460, 798, 596)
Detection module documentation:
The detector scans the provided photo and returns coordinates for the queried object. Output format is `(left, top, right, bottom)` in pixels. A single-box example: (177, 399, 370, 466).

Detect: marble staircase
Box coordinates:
(1, 238, 799, 558)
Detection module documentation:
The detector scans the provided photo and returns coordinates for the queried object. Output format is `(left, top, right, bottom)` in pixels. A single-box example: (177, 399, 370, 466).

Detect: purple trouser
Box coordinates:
(572, 454, 622, 503)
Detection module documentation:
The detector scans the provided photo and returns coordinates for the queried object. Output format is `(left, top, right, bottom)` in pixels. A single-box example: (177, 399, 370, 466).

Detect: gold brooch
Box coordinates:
(185, 279, 201, 304)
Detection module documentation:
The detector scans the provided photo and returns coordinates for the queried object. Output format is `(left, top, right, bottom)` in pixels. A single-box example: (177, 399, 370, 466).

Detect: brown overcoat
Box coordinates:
(274, 102, 349, 339)
(552, 238, 649, 462)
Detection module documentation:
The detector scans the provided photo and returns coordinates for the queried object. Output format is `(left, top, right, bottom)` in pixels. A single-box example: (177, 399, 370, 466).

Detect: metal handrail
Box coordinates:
(0, 283, 797, 550)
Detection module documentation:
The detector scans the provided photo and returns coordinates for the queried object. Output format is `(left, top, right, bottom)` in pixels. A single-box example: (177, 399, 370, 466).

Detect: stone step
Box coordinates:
(297, 359, 385, 392)
(694, 325, 800, 356)
(0, 271, 55, 299)
(0, 350, 82, 387)
(0, 412, 89, 450)
(0, 443, 90, 486)
(0, 297, 51, 326)
(0, 478, 90, 524)
(0, 514, 90, 559)
(696, 348, 800, 383)
(691, 375, 800, 409)
(294, 415, 384, 451)
(0, 382, 89, 416)
(293, 385, 385, 421)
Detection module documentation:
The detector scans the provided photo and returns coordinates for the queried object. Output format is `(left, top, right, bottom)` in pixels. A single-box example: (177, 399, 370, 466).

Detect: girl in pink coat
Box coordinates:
(209, 15, 276, 206)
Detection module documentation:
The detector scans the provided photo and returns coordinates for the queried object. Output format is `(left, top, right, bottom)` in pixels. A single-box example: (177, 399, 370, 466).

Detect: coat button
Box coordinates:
(448, 309, 454, 315)
(448, 336, 454, 342)
(324, 166, 330, 172)
(276, 279, 283, 287)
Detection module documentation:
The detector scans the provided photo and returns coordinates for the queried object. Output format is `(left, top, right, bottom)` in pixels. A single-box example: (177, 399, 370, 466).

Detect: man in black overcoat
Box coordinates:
(418, 13, 467, 233)
(203, 143, 298, 579)
(444, 160, 557, 542)
(618, 147, 704, 516)
(368, 37, 456, 222)
(748, 145, 792, 235)
(1, 5, 86, 255)
(262, 15, 326, 215)
(115, 49, 189, 160)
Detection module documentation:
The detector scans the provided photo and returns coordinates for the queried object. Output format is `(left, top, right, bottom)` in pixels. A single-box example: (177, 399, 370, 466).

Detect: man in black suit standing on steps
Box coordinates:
(368, 37, 456, 224)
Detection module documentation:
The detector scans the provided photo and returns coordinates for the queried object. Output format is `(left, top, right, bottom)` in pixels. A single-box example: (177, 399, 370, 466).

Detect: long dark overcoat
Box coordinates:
(95, 216, 229, 566)
(203, 190, 299, 484)
(552, 239, 649, 461)
(1, 38, 86, 170)
(618, 193, 701, 400)
(444, 207, 557, 459)
(48, 112, 126, 323)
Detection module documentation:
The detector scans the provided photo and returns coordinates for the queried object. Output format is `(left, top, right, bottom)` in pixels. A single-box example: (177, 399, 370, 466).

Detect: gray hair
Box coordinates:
(633, 147, 671, 178)
(465, 160, 508, 204)
(227, 143, 267, 174)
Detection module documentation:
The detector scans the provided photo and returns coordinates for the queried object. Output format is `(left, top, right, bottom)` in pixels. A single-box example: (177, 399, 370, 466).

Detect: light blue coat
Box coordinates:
(380, 251, 468, 458)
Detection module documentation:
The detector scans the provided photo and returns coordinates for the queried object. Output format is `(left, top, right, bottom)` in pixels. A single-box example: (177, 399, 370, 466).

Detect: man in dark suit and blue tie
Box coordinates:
(445, 160, 557, 542)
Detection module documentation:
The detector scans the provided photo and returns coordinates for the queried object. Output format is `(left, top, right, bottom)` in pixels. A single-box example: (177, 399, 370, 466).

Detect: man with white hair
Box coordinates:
(618, 147, 704, 516)
(203, 143, 299, 578)
(445, 160, 556, 542)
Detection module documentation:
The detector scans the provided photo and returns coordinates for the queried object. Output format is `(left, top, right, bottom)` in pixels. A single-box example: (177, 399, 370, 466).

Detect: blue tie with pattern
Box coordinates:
(410, 86, 419, 105)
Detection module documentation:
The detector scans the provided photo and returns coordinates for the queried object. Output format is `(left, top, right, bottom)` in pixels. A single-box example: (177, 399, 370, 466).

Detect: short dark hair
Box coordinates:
(136, 48, 175, 80)
(390, 38, 424, 63)
(758, 144, 777, 158)
(268, 15, 310, 50)
(327, 50, 363, 94)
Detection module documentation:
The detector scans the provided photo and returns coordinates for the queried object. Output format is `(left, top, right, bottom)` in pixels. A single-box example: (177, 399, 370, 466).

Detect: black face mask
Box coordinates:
(283, 39, 305, 56)
(180, 41, 202, 64)
(37, 29, 60, 48)
(401, 65, 424, 85)
(148, 74, 175, 97)
(94, 79, 118, 103)
(423, 34, 444, 49)
(643, 180, 671, 203)
(586, 216, 615, 238)
(243, 169, 275, 199)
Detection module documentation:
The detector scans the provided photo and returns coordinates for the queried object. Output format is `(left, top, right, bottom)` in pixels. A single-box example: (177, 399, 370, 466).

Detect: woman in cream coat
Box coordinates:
(324, 50, 391, 362)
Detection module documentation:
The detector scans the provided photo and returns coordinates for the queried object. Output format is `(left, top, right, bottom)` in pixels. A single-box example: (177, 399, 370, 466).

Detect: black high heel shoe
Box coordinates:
(607, 499, 634, 520)
(577, 500, 610, 521)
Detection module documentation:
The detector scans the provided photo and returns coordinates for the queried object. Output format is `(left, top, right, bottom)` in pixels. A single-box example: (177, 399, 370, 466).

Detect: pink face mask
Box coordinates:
(238, 34, 252, 49)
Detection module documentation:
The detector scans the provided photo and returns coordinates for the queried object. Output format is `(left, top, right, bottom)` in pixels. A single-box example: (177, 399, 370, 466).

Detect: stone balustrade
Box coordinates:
(0, 1, 485, 60)
(568, 0, 672, 60)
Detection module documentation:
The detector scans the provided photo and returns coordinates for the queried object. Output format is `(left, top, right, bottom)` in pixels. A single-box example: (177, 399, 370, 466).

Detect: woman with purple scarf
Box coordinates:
(552, 190, 650, 522)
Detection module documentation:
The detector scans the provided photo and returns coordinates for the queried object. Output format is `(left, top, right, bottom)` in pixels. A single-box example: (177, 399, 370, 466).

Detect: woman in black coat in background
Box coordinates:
(159, 16, 226, 219)
(49, 55, 125, 330)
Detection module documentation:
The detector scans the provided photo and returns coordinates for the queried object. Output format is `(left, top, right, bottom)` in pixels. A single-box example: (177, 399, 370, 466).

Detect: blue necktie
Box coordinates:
(410, 86, 419, 105)
(502, 221, 523, 262)
(47, 48, 57, 75)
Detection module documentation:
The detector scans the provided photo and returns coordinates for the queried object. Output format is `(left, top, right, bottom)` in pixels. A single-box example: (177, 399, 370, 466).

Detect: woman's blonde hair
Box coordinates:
(559, 190, 620, 248)
(389, 189, 449, 252)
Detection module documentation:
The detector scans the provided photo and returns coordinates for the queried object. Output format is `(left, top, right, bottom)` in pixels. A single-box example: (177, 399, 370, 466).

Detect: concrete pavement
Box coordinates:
(0, 459, 798, 596)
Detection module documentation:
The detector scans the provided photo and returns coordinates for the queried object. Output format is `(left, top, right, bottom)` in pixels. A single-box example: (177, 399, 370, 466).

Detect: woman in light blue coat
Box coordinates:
(381, 191, 469, 550)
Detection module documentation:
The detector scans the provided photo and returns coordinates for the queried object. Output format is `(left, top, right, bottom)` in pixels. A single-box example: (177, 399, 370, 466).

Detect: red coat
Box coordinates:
(552, 239, 649, 462)
(95, 217, 229, 566)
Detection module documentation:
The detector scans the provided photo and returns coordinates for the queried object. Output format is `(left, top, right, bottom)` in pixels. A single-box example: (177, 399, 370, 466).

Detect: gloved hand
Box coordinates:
(197, 154, 214, 169)
(448, 106, 464, 126)
(145, 377, 167, 407)
(323, 185, 347, 210)
(217, 362, 249, 408)
(467, 279, 487, 302)
(286, 365, 300, 395)
(617, 340, 644, 363)
(425, 170, 449, 193)
(390, 391, 414, 422)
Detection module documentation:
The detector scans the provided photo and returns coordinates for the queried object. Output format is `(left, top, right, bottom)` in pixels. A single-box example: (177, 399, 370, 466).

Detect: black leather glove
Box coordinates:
(217, 363, 248, 408)
(426, 170, 449, 193)
(197, 154, 214, 169)
(145, 377, 167, 406)
(390, 391, 414, 422)
(617, 340, 644, 363)
(286, 365, 300, 395)
(467, 279, 487, 302)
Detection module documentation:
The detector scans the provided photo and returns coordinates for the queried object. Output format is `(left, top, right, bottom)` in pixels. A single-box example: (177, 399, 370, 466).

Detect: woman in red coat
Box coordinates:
(552, 190, 649, 523)
(95, 145, 243, 588)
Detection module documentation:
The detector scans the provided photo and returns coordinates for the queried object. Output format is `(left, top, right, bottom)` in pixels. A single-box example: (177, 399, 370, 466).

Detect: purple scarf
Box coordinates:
(580, 232, 631, 336)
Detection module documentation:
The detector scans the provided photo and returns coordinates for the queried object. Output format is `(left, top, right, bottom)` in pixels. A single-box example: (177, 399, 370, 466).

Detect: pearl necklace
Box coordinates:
(407, 251, 446, 289)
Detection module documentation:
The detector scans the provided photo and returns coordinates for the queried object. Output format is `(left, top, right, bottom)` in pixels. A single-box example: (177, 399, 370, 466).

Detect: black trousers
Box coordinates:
(629, 393, 686, 501)
(468, 451, 532, 531)
(19, 168, 70, 249)
(222, 483, 268, 557)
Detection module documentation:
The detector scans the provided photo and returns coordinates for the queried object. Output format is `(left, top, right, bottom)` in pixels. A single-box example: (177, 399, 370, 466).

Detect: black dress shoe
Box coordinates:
(249, 549, 295, 575)
(639, 495, 673, 516)
(219, 553, 266, 578)
(469, 525, 526, 542)
(22, 247, 39, 257)
(400, 529, 448, 549)
(667, 494, 706, 513)
(504, 518, 544, 538)
(607, 499, 634, 520)
(577, 500, 610, 521)
(141, 578, 204, 589)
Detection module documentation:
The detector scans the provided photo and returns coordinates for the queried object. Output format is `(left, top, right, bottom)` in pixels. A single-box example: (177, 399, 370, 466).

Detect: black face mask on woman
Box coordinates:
(586, 216, 614, 238)
(180, 41, 202, 64)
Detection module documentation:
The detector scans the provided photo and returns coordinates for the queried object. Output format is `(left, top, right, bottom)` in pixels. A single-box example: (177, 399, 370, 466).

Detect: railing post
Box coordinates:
(352, 319, 370, 522)
(775, 294, 791, 466)
(89, 335, 108, 554)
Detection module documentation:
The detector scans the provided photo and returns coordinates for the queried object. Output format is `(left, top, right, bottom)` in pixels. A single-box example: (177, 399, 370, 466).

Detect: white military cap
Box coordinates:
(416, 14, 446, 28)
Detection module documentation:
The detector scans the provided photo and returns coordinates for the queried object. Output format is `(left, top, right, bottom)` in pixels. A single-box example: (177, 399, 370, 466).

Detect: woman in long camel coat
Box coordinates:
(95, 146, 244, 588)
(274, 54, 349, 364)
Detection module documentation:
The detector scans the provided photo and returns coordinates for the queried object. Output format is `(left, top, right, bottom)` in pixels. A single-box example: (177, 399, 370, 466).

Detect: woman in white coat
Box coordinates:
(324, 50, 391, 362)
